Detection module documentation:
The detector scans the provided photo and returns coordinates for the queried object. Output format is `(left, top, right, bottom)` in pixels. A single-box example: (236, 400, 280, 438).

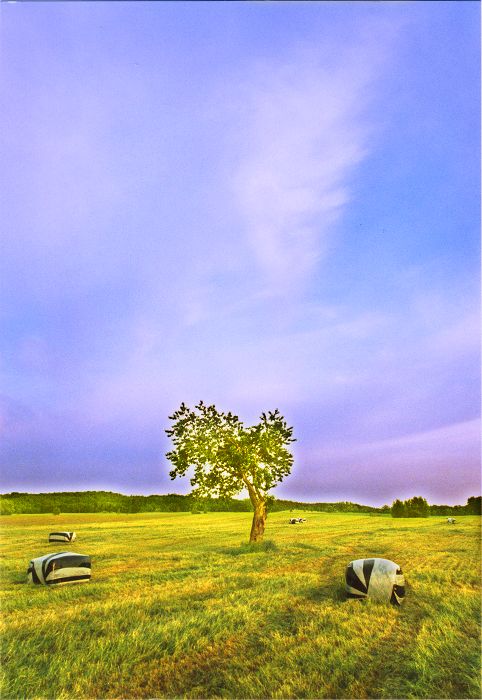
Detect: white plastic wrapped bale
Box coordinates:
(49, 531, 76, 543)
(27, 552, 91, 586)
(345, 558, 405, 605)
(446, 517, 456, 524)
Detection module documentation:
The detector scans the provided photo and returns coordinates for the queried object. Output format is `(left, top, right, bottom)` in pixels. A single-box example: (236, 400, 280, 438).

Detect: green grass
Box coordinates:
(0, 512, 480, 699)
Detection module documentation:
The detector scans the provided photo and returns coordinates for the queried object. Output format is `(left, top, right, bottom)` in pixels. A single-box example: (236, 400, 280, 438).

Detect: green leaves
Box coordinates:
(391, 496, 430, 518)
(165, 402, 295, 501)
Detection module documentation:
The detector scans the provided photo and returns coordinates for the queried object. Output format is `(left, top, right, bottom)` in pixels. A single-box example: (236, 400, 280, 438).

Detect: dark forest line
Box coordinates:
(0, 491, 480, 516)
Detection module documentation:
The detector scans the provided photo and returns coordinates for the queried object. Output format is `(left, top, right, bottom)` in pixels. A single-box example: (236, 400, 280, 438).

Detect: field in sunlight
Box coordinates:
(1, 511, 480, 699)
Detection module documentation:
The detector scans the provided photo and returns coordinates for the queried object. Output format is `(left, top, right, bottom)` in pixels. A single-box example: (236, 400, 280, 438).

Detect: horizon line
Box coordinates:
(1, 489, 479, 509)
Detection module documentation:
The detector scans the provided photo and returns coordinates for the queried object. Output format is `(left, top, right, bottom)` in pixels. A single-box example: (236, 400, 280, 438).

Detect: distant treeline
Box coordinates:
(0, 492, 249, 515)
(391, 496, 481, 517)
(0, 491, 480, 516)
(269, 498, 381, 513)
(0, 491, 378, 515)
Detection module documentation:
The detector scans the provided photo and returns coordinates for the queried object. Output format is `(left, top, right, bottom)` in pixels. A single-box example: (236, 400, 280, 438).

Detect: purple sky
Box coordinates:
(1, 2, 480, 506)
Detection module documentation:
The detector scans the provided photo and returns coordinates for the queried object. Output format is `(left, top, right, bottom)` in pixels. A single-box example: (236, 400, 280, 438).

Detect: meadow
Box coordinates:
(0, 511, 480, 699)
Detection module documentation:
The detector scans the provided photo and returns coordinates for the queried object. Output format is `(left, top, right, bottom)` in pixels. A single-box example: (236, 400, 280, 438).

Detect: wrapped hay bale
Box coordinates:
(27, 552, 91, 586)
(49, 531, 76, 543)
(345, 557, 405, 605)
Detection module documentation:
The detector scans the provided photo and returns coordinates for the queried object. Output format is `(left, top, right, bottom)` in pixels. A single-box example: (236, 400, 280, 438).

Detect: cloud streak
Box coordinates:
(230, 40, 387, 296)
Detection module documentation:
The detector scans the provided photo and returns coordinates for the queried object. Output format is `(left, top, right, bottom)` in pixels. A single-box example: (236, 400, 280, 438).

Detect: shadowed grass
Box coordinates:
(223, 539, 278, 556)
(0, 512, 480, 699)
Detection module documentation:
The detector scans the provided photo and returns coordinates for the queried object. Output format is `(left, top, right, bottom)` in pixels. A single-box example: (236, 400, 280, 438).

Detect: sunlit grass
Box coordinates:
(1, 512, 480, 698)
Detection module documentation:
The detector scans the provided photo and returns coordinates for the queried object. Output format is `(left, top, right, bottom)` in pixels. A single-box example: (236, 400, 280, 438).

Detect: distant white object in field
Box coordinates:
(446, 517, 456, 524)
(345, 558, 405, 605)
(49, 531, 76, 543)
(289, 517, 306, 524)
(27, 552, 91, 586)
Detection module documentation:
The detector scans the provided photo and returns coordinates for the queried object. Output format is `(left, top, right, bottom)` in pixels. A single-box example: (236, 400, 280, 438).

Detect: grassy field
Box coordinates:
(0, 511, 480, 699)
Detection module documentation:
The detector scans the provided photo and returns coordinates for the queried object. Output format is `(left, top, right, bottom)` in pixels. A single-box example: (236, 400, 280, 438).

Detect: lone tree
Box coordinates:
(165, 401, 295, 542)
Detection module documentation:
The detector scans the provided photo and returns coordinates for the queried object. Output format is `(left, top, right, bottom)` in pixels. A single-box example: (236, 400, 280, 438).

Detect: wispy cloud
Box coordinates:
(230, 40, 387, 296)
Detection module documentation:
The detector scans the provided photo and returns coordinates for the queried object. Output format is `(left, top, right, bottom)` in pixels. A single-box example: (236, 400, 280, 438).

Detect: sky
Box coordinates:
(0, 1, 480, 506)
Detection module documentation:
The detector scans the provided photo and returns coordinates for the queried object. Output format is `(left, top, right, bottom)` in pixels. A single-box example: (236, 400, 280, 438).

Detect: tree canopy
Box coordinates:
(391, 496, 429, 518)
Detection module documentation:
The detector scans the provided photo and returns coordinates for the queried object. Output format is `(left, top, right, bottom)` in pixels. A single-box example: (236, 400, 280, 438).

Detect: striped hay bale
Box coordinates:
(49, 531, 76, 543)
(27, 552, 91, 586)
(345, 557, 405, 605)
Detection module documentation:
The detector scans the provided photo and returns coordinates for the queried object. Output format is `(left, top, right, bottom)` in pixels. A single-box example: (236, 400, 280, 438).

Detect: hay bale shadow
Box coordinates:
(304, 582, 346, 603)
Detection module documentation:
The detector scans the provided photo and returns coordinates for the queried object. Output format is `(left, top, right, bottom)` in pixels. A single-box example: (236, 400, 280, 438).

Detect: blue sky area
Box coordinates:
(1, 1, 480, 505)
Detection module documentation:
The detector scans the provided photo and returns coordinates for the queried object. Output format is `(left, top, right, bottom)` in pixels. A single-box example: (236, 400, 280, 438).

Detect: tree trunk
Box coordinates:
(243, 478, 267, 543)
(249, 499, 267, 542)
